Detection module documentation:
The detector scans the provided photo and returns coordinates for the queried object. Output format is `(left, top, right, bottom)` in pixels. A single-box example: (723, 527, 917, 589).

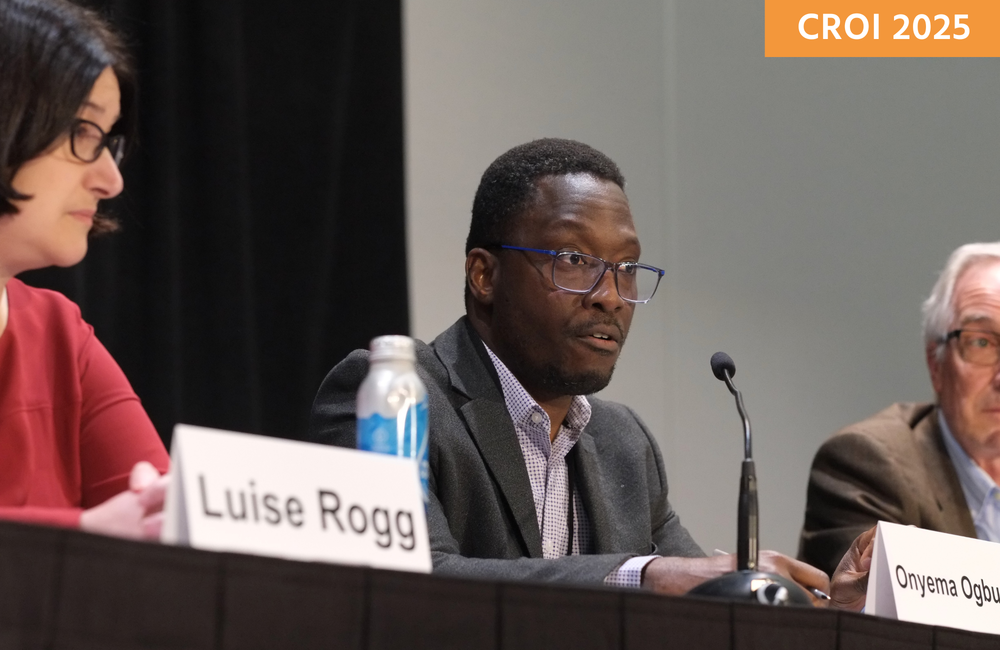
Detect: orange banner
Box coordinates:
(766, 1, 1000, 57)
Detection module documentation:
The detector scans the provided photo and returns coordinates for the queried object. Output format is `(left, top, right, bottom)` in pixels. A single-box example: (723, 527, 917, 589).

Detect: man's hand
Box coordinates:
(758, 550, 832, 607)
(829, 526, 876, 611)
(642, 551, 831, 606)
(641, 554, 734, 596)
(79, 462, 170, 540)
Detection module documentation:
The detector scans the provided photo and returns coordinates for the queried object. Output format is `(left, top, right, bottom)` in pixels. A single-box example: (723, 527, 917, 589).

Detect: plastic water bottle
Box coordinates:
(356, 335, 429, 502)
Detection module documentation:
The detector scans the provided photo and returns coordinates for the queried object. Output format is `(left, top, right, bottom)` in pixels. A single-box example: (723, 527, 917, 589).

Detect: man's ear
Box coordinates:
(466, 248, 498, 305)
(926, 342, 944, 397)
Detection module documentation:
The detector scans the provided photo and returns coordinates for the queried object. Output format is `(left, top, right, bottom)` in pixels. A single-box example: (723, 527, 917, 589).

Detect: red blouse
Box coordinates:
(0, 278, 169, 528)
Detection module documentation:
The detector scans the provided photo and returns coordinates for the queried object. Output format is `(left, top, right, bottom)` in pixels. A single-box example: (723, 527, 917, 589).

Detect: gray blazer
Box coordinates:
(309, 318, 704, 585)
(798, 402, 976, 577)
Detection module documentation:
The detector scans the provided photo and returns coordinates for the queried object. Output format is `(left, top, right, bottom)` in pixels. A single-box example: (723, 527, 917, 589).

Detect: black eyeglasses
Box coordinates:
(498, 245, 665, 304)
(942, 329, 1000, 367)
(69, 119, 125, 166)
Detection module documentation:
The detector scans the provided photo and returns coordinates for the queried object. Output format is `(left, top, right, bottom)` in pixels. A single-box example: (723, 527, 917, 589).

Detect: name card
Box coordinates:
(161, 424, 431, 573)
(867, 521, 1000, 635)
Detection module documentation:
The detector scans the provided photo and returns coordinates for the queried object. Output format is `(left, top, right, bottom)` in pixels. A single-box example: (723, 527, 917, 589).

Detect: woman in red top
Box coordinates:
(0, 0, 170, 538)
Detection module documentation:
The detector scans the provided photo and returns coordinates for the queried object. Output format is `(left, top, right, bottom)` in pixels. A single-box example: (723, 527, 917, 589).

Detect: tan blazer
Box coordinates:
(798, 402, 976, 576)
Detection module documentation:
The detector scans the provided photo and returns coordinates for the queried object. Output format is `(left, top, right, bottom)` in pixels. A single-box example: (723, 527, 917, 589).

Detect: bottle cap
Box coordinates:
(369, 335, 416, 362)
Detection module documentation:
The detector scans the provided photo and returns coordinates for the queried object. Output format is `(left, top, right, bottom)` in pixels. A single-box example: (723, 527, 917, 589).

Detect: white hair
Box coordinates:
(922, 242, 1000, 359)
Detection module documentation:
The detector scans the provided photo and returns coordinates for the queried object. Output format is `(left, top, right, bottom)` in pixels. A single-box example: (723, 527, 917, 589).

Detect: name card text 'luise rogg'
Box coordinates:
(162, 424, 431, 573)
(867, 521, 1000, 635)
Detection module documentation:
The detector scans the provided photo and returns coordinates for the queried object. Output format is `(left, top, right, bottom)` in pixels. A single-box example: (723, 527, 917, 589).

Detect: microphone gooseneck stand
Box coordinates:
(686, 352, 812, 606)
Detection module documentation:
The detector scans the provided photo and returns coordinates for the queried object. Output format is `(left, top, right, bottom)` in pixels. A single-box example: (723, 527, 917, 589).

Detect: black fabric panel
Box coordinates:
(838, 613, 934, 650)
(0, 523, 63, 650)
(53, 532, 220, 649)
(3, 522, 1000, 649)
(220, 554, 365, 650)
(19, 0, 407, 444)
(622, 592, 730, 650)
(733, 602, 837, 650)
(501, 583, 622, 650)
(368, 571, 498, 650)
(933, 626, 1000, 650)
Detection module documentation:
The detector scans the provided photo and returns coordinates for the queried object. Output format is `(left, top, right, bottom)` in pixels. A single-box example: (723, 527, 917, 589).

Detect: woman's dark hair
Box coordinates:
(0, 0, 135, 232)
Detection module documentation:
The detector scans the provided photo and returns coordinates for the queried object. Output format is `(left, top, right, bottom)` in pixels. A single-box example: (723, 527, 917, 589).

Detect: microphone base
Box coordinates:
(686, 570, 813, 606)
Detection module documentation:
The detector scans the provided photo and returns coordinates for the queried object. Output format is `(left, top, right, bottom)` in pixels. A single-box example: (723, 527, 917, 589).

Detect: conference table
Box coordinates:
(1, 520, 995, 650)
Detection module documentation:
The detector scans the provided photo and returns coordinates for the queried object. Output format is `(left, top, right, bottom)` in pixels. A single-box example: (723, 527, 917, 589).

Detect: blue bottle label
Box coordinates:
(357, 399, 429, 502)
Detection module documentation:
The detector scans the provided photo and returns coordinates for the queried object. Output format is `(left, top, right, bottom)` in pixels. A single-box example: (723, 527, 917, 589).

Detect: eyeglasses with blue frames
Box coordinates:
(69, 119, 126, 166)
(497, 245, 665, 304)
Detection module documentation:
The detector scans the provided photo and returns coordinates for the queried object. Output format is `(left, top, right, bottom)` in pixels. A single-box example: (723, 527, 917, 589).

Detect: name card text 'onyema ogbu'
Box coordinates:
(868, 520, 1000, 635)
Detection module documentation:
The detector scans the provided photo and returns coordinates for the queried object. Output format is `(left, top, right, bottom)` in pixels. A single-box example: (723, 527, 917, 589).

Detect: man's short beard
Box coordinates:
(489, 295, 625, 397)
(496, 326, 620, 397)
(534, 361, 616, 396)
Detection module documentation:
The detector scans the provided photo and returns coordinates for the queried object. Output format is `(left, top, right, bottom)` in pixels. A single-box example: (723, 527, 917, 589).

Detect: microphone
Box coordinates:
(709, 352, 756, 571)
(709, 351, 735, 381)
(687, 352, 811, 606)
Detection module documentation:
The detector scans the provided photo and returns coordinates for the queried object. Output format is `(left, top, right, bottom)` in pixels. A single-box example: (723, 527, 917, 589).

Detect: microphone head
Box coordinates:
(711, 351, 736, 381)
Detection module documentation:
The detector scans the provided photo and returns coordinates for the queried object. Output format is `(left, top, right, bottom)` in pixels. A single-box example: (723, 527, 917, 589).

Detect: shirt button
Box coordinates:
(531, 412, 543, 424)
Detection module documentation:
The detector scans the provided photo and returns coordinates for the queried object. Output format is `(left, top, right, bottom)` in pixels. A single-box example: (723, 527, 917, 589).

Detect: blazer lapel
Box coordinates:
(460, 400, 543, 556)
(433, 319, 543, 557)
(571, 432, 620, 553)
(916, 407, 977, 538)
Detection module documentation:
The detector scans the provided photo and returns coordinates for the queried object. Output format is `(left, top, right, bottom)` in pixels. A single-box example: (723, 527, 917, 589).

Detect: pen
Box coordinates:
(810, 587, 830, 600)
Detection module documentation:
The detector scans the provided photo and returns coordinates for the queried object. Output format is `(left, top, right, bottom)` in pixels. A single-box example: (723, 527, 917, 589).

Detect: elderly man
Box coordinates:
(311, 138, 830, 598)
(800, 242, 1000, 577)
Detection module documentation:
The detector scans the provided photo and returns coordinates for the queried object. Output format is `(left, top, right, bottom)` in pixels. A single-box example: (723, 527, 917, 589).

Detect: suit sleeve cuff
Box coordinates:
(604, 555, 659, 589)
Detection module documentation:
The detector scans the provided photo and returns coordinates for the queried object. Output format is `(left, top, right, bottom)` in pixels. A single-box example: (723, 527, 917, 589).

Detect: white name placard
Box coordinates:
(162, 424, 431, 573)
(867, 520, 1000, 635)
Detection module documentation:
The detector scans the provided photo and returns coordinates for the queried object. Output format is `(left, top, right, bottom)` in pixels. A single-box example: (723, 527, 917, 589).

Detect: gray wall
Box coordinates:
(404, 0, 1000, 557)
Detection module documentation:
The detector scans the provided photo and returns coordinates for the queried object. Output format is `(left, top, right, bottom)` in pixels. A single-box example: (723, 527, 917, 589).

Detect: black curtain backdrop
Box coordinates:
(20, 1, 408, 445)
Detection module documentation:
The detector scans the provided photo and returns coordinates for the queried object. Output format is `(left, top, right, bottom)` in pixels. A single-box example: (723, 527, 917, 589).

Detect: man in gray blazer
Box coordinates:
(312, 138, 828, 596)
(800, 242, 1000, 577)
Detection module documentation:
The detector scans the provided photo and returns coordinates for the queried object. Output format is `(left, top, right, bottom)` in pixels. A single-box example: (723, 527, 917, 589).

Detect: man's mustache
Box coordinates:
(567, 317, 626, 344)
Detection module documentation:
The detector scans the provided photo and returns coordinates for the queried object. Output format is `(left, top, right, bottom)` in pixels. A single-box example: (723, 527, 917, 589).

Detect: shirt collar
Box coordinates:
(938, 409, 1000, 518)
(483, 345, 592, 435)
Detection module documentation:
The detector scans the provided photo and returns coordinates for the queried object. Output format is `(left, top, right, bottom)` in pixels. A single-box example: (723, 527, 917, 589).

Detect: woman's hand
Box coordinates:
(79, 461, 170, 540)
